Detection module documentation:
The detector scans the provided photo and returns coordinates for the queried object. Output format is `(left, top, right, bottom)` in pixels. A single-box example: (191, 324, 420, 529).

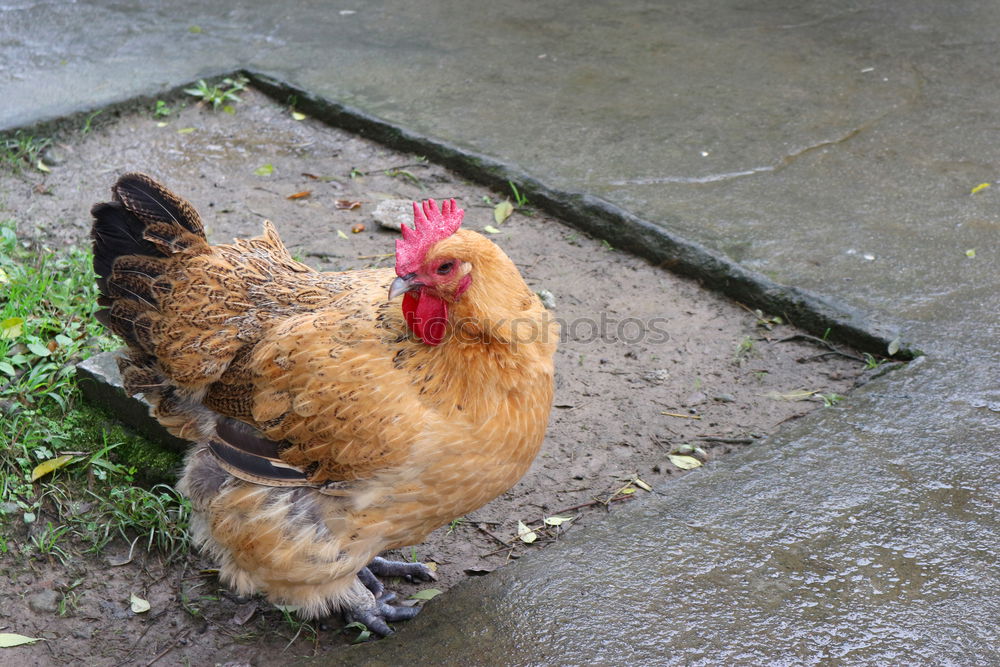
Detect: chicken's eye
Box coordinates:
(436, 262, 454, 275)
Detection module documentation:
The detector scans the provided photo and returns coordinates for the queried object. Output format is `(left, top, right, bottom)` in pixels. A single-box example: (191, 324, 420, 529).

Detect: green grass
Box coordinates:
(1, 131, 52, 173)
(0, 219, 189, 564)
(184, 76, 247, 112)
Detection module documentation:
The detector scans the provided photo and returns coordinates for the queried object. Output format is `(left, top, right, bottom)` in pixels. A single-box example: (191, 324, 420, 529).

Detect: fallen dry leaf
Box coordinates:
(335, 199, 362, 210)
(668, 454, 702, 470)
(633, 478, 653, 492)
(409, 588, 443, 601)
(493, 199, 514, 224)
(351, 223, 366, 233)
(286, 190, 312, 200)
(0, 633, 40, 648)
(517, 520, 537, 543)
(30, 455, 75, 482)
(129, 593, 150, 614)
(543, 515, 574, 527)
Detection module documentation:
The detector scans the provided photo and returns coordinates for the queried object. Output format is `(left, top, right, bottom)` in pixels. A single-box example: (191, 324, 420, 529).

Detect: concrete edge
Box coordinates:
(1, 69, 919, 358)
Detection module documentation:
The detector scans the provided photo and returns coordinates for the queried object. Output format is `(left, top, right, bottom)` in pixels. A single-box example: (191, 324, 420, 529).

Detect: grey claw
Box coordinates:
(345, 609, 394, 637)
(367, 556, 438, 582)
(357, 566, 385, 598)
(344, 555, 436, 637)
(379, 600, 420, 622)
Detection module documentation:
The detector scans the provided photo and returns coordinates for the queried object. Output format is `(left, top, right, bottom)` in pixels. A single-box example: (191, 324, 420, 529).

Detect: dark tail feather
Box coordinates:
(112, 172, 205, 237)
(90, 201, 162, 286)
(90, 172, 207, 289)
(91, 173, 209, 345)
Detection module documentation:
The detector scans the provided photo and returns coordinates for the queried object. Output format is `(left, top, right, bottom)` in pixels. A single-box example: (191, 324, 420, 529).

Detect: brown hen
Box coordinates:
(90, 173, 557, 635)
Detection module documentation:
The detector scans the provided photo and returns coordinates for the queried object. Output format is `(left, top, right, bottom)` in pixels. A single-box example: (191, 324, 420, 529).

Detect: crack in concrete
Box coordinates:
(610, 63, 926, 190)
(608, 125, 863, 187)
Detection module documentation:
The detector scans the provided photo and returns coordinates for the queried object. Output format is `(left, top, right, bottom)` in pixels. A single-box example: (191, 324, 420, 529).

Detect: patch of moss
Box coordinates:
(58, 402, 183, 486)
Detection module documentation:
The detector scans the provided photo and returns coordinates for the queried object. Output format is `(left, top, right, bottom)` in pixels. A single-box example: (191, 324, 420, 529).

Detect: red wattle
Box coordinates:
(401, 290, 448, 346)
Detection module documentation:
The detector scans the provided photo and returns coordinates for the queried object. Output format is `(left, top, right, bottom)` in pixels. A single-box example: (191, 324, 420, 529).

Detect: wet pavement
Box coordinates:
(3, 0, 998, 663)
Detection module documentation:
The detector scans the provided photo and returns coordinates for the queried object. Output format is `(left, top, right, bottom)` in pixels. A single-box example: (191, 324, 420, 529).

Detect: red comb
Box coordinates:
(395, 198, 464, 277)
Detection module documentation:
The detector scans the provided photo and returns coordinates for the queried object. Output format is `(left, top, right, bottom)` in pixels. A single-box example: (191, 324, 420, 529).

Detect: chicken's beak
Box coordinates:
(388, 273, 422, 300)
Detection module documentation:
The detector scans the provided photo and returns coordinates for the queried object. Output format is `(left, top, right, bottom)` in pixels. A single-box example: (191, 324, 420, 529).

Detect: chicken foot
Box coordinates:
(346, 556, 438, 636)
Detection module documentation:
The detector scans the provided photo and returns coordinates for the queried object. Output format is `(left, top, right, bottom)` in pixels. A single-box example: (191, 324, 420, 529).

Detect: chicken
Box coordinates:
(90, 173, 557, 635)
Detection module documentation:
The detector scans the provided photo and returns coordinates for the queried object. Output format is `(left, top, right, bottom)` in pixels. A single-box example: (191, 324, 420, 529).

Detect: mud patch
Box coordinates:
(0, 88, 872, 664)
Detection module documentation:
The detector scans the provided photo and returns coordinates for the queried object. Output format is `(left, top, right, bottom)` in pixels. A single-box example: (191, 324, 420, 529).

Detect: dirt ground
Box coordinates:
(0, 88, 874, 665)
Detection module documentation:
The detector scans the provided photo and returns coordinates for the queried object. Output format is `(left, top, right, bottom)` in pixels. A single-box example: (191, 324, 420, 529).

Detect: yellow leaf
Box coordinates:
(177, 127, 195, 134)
(188, 25, 202, 34)
(156, 121, 168, 128)
(36, 160, 51, 173)
(633, 478, 653, 492)
(129, 593, 151, 614)
(970, 182, 990, 195)
(887, 337, 901, 356)
(0, 316, 21, 339)
(620, 486, 636, 494)
(336, 229, 349, 240)
(668, 454, 702, 470)
(543, 516, 574, 526)
(291, 111, 307, 121)
(409, 588, 442, 600)
(0, 633, 40, 647)
(483, 225, 501, 234)
(424, 561, 438, 572)
(254, 163, 274, 176)
(493, 200, 514, 225)
(30, 455, 75, 482)
(516, 520, 537, 543)
(965, 248, 976, 258)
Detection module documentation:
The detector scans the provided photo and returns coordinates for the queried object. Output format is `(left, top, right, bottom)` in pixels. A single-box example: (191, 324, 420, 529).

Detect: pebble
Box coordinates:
(641, 369, 670, 384)
(535, 289, 556, 310)
(683, 391, 707, 407)
(372, 199, 412, 231)
(28, 589, 60, 614)
(41, 145, 67, 166)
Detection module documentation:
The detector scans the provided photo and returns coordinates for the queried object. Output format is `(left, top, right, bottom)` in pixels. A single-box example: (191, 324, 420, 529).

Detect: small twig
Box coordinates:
(481, 544, 516, 558)
(305, 251, 339, 259)
(354, 162, 431, 177)
(356, 253, 394, 260)
(694, 436, 754, 445)
(661, 412, 702, 420)
(145, 628, 191, 667)
(797, 351, 848, 363)
(476, 524, 509, 546)
(776, 334, 865, 362)
(550, 493, 635, 515)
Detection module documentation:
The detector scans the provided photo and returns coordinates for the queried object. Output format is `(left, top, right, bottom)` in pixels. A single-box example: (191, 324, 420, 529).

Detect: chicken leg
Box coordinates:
(346, 557, 438, 636)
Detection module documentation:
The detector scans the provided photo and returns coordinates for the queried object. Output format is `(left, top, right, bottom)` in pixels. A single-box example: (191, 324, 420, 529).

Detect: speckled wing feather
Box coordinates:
(92, 173, 428, 483)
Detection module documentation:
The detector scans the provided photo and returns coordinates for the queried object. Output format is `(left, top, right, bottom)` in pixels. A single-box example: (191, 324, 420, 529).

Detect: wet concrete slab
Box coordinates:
(344, 356, 1000, 664)
(3, 0, 999, 663)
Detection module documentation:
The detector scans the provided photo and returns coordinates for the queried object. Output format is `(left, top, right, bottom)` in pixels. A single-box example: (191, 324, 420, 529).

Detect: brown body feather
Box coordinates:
(91, 174, 557, 617)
